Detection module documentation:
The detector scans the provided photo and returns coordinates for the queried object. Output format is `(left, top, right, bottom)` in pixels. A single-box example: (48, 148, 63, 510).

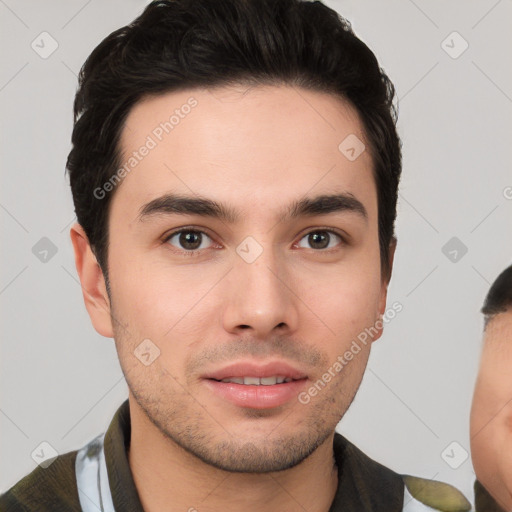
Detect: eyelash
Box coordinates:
(161, 226, 347, 257)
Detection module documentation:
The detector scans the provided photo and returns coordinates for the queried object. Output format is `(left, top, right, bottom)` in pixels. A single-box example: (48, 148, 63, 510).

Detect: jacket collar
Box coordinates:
(329, 431, 404, 511)
(474, 479, 508, 512)
(104, 400, 404, 511)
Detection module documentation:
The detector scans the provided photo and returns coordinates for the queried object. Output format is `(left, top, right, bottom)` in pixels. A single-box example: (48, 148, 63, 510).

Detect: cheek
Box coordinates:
(108, 247, 207, 332)
(471, 423, 494, 482)
(471, 373, 512, 496)
(501, 460, 512, 499)
(301, 261, 382, 330)
(470, 374, 501, 451)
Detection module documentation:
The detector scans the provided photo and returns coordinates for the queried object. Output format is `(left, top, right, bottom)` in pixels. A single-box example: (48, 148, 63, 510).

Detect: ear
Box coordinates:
(69, 223, 114, 338)
(373, 237, 397, 342)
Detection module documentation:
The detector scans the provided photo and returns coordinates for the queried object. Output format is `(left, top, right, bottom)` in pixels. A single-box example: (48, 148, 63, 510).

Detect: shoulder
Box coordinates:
(333, 433, 471, 511)
(0, 450, 81, 512)
(402, 474, 472, 512)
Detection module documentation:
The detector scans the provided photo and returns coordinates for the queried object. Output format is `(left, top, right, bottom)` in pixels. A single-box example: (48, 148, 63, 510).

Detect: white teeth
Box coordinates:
(244, 377, 261, 385)
(221, 377, 244, 384)
(219, 376, 292, 385)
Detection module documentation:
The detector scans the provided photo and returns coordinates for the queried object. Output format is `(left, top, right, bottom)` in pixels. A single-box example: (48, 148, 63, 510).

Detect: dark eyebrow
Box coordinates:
(286, 193, 367, 222)
(137, 192, 367, 224)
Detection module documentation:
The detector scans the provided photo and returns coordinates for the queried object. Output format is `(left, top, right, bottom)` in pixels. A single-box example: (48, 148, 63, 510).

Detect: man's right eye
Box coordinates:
(163, 229, 215, 254)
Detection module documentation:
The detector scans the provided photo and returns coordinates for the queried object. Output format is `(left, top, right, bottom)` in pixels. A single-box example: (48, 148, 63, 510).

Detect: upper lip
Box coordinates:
(202, 361, 308, 381)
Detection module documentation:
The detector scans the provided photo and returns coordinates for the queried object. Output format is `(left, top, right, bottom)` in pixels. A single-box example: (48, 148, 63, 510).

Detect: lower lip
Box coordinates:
(203, 379, 308, 409)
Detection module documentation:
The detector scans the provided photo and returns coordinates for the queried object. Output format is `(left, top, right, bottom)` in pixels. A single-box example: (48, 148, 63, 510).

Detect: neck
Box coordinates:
(127, 399, 339, 512)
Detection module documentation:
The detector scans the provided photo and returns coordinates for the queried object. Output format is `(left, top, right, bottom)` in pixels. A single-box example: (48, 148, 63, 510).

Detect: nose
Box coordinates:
(221, 240, 300, 339)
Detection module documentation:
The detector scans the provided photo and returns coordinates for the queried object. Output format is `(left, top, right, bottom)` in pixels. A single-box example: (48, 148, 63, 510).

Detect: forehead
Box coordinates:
(485, 312, 512, 344)
(114, 84, 376, 220)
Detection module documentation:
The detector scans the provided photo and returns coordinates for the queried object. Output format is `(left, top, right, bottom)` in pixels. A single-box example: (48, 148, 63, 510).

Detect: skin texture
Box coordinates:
(471, 311, 512, 511)
(70, 85, 395, 512)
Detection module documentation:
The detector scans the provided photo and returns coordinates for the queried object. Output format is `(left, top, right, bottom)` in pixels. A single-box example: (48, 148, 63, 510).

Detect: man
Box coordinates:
(0, 0, 471, 510)
(471, 264, 512, 511)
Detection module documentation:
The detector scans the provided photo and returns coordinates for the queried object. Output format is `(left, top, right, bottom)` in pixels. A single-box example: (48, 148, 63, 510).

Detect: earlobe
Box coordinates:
(69, 223, 114, 338)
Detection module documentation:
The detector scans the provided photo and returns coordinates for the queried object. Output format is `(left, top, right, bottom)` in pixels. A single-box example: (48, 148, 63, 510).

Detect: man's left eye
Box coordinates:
(297, 230, 343, 250)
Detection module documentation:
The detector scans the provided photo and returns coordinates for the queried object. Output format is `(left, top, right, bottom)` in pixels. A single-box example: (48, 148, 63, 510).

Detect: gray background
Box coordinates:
(1, 0, 511, 506)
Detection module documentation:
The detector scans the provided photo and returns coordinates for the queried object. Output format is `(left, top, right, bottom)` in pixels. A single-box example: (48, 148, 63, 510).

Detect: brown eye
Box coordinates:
(297, 230, 343, 250)
(165, 230, 213, 252)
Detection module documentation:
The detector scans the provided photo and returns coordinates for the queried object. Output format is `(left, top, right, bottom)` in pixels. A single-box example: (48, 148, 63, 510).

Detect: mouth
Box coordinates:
(201, 361, 308, 409)
(213, 376, 295, 385)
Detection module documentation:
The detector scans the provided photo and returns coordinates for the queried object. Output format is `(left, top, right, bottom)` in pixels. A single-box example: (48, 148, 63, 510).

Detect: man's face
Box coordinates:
(95, 85, 391, 472)
(471, 312, 512, 509)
